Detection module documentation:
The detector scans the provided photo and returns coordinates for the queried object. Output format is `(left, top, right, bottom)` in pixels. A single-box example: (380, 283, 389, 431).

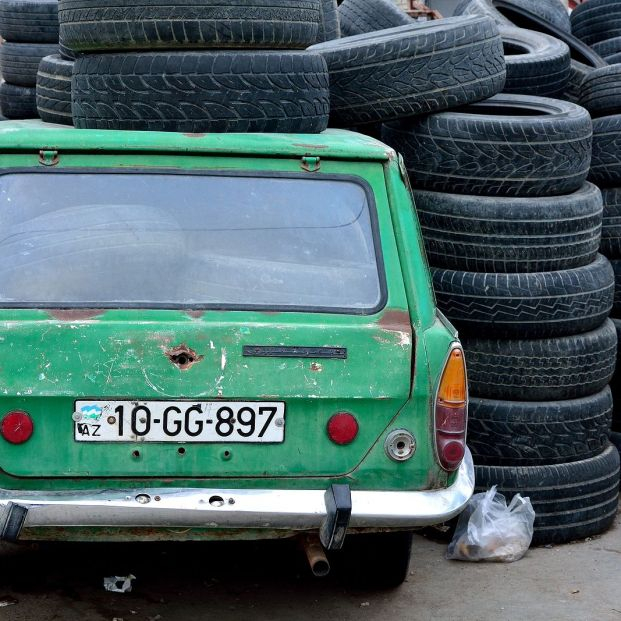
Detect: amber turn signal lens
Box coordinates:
(435, 345, 468, 472)
(1, 411, 34, 444)
(437, 347, 467, 407)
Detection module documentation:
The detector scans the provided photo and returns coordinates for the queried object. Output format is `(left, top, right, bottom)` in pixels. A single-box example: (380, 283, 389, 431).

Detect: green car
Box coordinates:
(0, 121, 473, 587)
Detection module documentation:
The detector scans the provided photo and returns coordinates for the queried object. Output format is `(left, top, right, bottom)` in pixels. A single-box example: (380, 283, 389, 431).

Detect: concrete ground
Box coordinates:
(0, 509, 618, 621)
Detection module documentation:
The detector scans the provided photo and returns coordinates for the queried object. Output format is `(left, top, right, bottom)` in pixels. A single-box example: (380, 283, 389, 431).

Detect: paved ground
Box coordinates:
(0, 509, 618, 621)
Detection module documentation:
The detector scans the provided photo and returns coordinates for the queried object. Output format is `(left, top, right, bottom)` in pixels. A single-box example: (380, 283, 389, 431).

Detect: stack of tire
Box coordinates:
(454, 1, 621, 474)
(0, 0, 59, 120)
(382, 93, 620, 545)
(547, 0, 621, 462)
(600, 183, 621, 455)
(55, 0, 341, 133)
(574, 29, 621, 457)
(367, 0, 620, 545)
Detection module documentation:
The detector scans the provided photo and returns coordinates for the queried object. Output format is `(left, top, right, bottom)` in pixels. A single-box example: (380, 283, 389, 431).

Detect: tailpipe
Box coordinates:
(301, 534, 330, 577)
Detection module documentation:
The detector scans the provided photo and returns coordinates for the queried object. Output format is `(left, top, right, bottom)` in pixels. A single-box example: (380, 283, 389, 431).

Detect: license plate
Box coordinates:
(73, 400, 285, 443)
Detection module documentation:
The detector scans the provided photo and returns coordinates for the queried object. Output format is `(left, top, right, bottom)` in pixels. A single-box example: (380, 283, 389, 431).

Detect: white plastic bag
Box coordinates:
(447, 485, 535, 562)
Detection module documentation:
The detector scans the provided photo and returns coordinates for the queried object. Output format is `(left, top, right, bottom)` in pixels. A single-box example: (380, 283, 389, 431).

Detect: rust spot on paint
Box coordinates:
(186, 310, 204, 319)
(164, 344, 204, 371)
(378, 310, 411, 333)
(183, 133, 207, 138)
(310, 362, 323, 372)
(47, 309, 104, 320)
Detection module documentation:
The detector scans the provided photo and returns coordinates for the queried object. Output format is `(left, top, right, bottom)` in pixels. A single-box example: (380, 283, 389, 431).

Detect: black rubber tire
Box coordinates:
(604, 51, 621, 64)
(457, 0, 605, 67)
(0, 83, 37, 119)
(612, 319, 621, 432)
(600, 188, 621, 259)
(316, 0, 339, 42)
(462, 319, 618, 400)
(579, 65, 621, 118)
(331, 531, 413, 589)
(58, 0, 322, 51)
(592, 36, 621, 59)
(613, 259, 621, 316)
(468, 387, 613, 466)
(456, 0, 574, 35)
(72, 51, 330, 133)
(500, 26, 570, 97)
(454, 0, 513, 25)
(414, 183, 602, 272)
(489, 2, 607, 103)
(562, 59, 606, 104)
(474, 444, 620, 545)
(492, 0, 606, 65)
(0, 0, 59, 43)
(337, 0, 413, 37)
(59, 41, 78, 61)
(571, 0, 621, 46)
(495, 0, 571, 33)
(431, 254, 615, 338)
(382, 94, 592, 198)
(611, 432, 621, 463)
(36, 55, 73, 126)
(0, 42, 59, 88)
(309, 17, 505, 127)
(590, 114, 621, 188)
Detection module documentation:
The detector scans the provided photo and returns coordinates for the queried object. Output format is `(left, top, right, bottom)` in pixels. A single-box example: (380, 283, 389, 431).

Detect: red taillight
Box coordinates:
(435, 346, 467, 471)
(327, 412, 359, 445)
(1, 411, 34, 444)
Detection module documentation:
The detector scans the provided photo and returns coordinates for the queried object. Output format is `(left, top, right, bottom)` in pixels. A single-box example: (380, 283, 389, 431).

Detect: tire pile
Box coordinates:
(55, 0, 340, 133)
(455, 0, 621, 467)
(568, 0, 621, 457)
(0, 0, 59, 120)
(375, 0, 620, 546)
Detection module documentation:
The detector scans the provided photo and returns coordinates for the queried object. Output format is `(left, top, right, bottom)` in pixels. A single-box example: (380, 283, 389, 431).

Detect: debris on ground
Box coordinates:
(447, 486, 535, 562)
(103, 575, 136, 593)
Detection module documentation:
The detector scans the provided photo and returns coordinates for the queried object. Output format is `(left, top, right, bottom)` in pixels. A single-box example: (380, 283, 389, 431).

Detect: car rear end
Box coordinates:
(0, 123, 472, 580)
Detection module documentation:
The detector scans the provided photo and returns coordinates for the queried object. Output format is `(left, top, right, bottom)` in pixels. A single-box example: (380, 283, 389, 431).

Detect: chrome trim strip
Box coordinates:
(0, 450, 474, 534)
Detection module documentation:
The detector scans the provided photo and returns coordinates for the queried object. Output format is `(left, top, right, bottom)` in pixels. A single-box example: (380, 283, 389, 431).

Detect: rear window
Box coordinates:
(0, 172, 384, 312)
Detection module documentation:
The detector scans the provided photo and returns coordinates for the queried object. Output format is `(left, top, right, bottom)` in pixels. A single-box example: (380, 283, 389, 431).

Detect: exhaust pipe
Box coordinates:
(301, 535, 330, 577)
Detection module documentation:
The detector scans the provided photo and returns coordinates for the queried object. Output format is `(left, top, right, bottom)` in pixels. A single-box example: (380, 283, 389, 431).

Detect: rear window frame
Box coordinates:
(0, 167, 388, 316)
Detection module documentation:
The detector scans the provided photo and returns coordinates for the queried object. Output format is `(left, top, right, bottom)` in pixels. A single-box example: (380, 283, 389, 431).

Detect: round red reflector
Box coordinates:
(442, 441, 465, 467)
(1, 411, 34, 444)
(327, 412, 359, 445)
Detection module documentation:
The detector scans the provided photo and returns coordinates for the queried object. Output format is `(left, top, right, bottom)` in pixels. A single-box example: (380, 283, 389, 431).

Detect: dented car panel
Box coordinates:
(0, 121, 473, 542)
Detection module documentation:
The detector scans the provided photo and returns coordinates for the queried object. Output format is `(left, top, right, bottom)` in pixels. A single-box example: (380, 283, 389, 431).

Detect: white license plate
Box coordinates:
(74, 400, 285, 443)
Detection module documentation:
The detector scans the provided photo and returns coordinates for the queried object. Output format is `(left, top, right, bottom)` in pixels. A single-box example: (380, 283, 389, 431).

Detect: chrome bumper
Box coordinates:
(0, 450, 474, 537)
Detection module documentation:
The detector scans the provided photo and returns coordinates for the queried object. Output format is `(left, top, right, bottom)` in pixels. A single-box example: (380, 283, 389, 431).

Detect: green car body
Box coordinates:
(0, 121, 473, 553)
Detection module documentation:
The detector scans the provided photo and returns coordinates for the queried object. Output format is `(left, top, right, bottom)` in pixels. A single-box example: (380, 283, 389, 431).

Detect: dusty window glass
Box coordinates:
(0, 172, 383, 311)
